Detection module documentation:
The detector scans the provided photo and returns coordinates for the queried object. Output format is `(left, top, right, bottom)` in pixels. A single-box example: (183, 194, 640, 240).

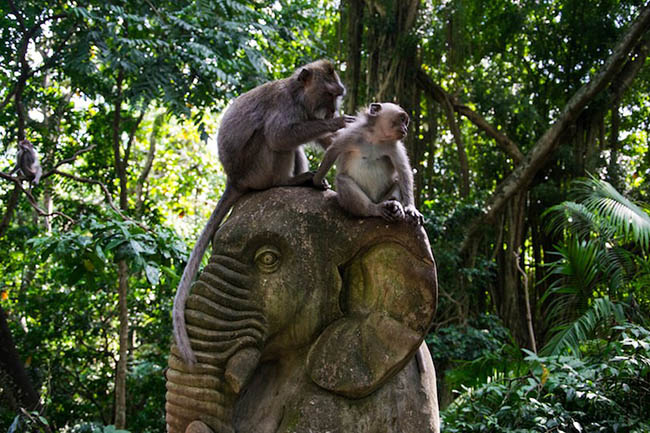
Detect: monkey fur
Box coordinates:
(313, 102, 423, 225)
(173, 60, 351, 364)
(13, 140, 42, 185)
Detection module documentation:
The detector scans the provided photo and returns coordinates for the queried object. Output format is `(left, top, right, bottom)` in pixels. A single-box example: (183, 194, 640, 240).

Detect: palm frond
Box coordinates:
(542, 238, 602, 301)
(575, 175, 650, 251)
(542, 201, 599, 240)
(600, 246, 637, 295)
(540, 297, 625, 357)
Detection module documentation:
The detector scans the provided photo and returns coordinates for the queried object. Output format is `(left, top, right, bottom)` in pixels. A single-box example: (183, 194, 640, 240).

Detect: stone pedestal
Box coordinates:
(166, 187, 439, 433)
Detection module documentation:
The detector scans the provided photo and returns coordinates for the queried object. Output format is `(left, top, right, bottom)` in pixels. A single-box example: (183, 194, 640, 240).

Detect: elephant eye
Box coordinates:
(254, 246, 281, 273)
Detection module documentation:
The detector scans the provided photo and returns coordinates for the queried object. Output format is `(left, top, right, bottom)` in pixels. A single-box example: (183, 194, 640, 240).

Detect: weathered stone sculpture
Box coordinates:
(165, 187, 439, 433)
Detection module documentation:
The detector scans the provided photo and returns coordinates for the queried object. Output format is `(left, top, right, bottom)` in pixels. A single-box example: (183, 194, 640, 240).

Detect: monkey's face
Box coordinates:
(297, 60, 345, 120)
(392, 110, 410, 139)
(370, 103, 410, 142)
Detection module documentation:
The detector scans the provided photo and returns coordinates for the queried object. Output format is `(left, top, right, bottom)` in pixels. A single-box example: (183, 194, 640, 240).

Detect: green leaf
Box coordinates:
(144, 263, 160, 285)
(106, 238, 126, 251)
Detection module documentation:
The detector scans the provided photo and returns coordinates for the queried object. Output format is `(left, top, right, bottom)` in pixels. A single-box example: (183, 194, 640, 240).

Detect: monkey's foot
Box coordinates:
(379, 200, 405, 222)
(285, 171, 319, 188)
(404, 205, 424, 226)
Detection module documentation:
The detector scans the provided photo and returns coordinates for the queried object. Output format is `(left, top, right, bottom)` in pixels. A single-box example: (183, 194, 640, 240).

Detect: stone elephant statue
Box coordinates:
(165, 187, 439, 433)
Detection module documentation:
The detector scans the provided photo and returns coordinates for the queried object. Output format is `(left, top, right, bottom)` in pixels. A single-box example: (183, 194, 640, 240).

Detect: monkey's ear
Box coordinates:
(369, 103, 382, 116)
(298, 68, 312, 83)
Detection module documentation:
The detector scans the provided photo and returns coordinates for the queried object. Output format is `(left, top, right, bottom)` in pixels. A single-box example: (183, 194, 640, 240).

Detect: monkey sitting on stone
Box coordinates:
(313, 102, 423, 225)
(173, 59, 354, 364)
(12, 139, 42, 185)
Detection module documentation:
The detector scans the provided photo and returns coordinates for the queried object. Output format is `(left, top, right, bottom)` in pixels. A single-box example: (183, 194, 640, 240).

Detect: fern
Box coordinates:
(541, 297, 625, 356)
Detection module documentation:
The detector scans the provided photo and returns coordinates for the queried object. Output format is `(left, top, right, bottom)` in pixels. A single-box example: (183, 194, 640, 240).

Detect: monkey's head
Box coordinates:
(18, 139, 34, 151)
(294, 59, 345, 121)
(366, 103, 410, 142)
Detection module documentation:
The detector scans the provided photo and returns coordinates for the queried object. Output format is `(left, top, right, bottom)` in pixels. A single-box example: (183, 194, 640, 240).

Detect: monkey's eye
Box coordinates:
(400, 113, 409, 125)
(254, 246, 282, 273)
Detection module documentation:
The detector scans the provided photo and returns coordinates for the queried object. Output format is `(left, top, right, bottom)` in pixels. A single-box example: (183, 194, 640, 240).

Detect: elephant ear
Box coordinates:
(306, 242, 437, 398)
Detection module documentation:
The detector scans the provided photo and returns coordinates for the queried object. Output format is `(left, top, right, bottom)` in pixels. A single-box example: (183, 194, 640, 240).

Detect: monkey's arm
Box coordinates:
(391, 143, 423, 225)
(267, 116, 351, 152)
(316, 116, 356, 149)
(316, 135, 334, 149)
(392, 144, 415, 207)
(313, 145, 344, 186)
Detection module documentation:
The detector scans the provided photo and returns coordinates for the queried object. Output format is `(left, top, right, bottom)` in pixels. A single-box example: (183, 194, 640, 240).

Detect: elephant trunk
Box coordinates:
(166, 254, 267, 433)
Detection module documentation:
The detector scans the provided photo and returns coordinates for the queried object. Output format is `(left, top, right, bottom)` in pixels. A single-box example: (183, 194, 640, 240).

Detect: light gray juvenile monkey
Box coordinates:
(313, 102, 423, 225)
(12, 139, 42, 185)
(174, 59, 352, 364)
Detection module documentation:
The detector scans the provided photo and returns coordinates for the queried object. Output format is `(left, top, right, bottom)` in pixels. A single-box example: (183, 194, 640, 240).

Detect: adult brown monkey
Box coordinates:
(174, 59, 352, 364)
(313, 102, 423, 225)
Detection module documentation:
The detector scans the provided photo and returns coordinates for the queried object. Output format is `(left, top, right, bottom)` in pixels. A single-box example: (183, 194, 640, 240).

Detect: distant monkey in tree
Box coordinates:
(314, 102, 423, 225)
(12, 140, 42, 185)
(174, 59, 353, 364)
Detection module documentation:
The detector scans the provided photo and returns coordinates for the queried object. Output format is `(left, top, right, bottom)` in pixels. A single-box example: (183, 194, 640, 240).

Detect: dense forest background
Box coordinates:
(1, 0, 649, 431)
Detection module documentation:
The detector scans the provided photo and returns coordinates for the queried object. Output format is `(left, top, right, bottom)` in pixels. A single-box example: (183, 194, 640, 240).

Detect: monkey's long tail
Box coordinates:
(173, 183, 243, 364)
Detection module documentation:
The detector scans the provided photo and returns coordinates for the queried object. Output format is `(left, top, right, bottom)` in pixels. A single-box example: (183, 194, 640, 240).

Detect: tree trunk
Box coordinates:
(495, 191, 530, 347)
(423, 97, 439, 203)
(440, 93, 470, 198)
(114, 260, 129, 429)
(608, 102, 621, 190)
(345, 0, 364, 114)
(43, 185, 53, 233)
(111, 68, 130, 429)
(0, 305, 40, 411)
(0, 187, 21, 238)
(112, 69, 128, 211)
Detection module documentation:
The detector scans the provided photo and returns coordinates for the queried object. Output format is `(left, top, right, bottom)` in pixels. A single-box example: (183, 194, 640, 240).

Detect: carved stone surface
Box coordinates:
(166, 187, 439, 433)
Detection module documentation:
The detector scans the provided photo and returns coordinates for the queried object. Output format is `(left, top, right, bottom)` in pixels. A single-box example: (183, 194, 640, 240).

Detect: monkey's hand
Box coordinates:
(379, 200, 405, 222)
(308, 171, 330, 190)
(331, 115, 355, 131)
(404, 205, 424, 226)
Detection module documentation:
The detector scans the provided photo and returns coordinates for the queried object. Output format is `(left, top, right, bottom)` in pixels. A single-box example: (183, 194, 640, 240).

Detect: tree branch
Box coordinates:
(42, 145, 96, 179)
(459, 4, 650, 256)
(609, 37, 650, 104)
(53, 170, 149, 231)
(0, 172, 75, 223)
(124, 110, 145, 167)
(135, 114, 163, 213)
(416, 69, 525, 163)
(7, 0, 26, 32)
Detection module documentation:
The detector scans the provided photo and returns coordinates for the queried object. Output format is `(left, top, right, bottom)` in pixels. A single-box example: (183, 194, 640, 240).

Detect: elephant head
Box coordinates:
(166, 187, 438, 433)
